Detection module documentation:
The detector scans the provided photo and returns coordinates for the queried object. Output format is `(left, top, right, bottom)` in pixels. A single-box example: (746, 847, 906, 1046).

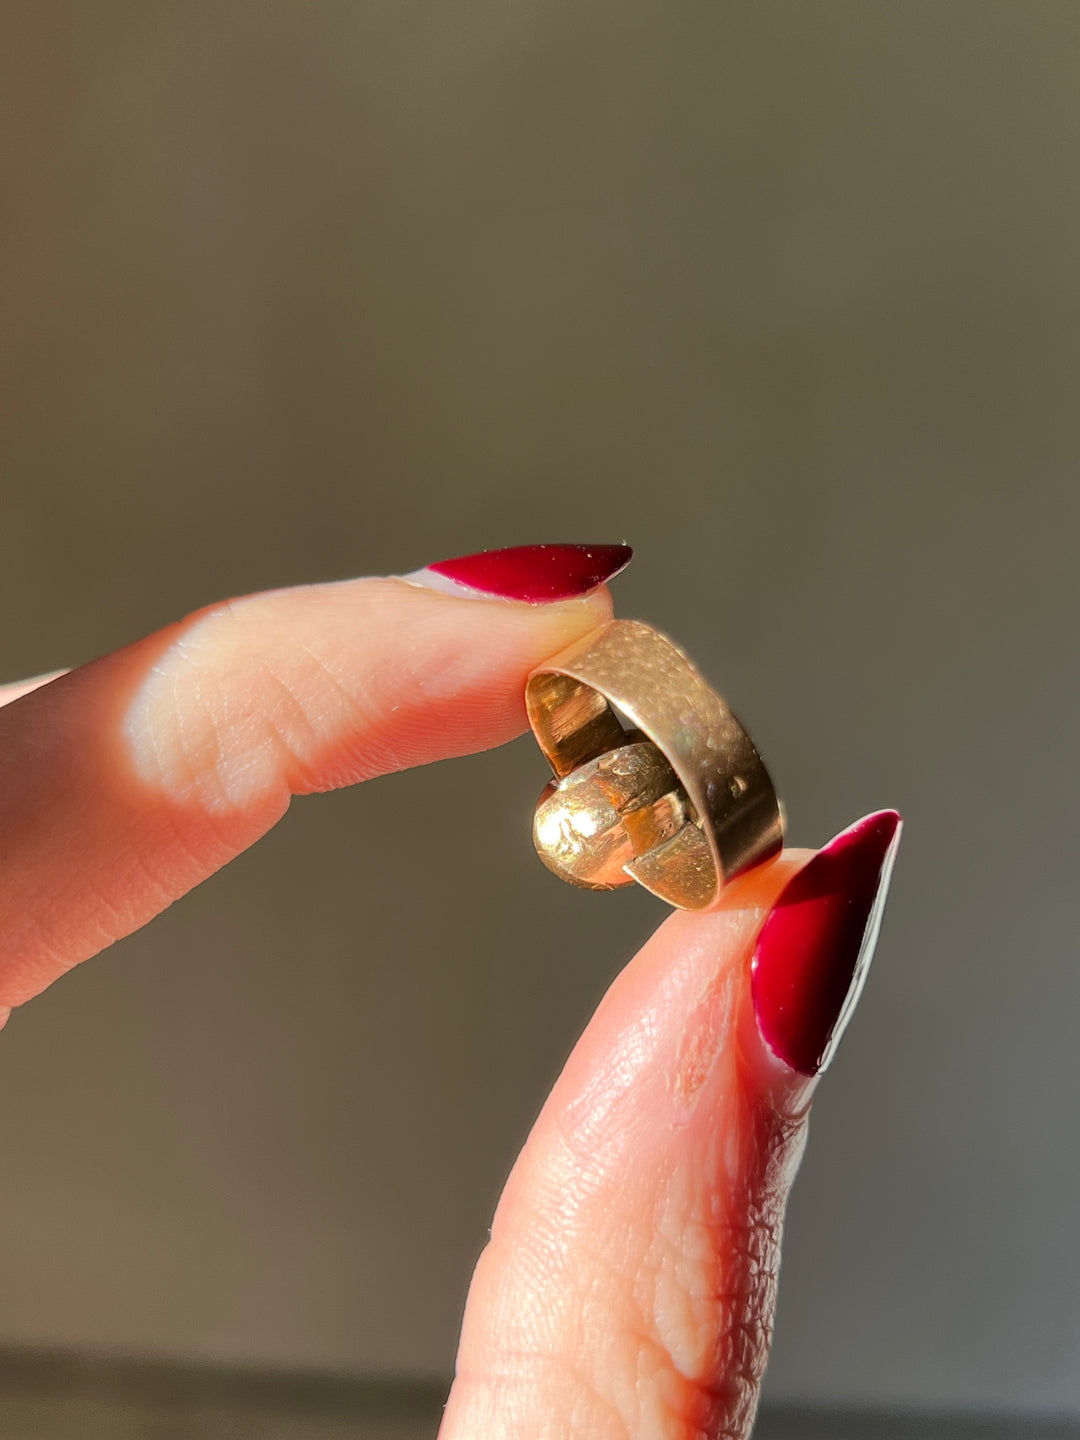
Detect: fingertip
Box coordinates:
(445, 848, 818, 1438)
(0, 571, 619, 1011)
(387, 571, 616, 631)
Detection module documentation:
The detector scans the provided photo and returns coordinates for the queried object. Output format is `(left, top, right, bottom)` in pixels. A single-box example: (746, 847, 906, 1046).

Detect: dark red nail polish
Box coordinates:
(421, 543, 632, 602)
(751, 810, 902, 1076)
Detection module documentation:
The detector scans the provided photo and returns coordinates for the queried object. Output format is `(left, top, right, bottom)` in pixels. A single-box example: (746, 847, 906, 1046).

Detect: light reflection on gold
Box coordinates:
(526, 621, 783, 910)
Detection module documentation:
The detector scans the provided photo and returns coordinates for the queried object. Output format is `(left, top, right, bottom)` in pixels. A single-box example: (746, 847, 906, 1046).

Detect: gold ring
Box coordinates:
(525, 620, 783, 910)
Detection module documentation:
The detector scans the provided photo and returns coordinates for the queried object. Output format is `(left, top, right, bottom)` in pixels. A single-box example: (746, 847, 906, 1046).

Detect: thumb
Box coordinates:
(440, 811, 901, 1440)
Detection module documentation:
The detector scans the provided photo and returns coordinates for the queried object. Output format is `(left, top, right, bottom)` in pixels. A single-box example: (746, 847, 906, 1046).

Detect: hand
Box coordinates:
(0, 550, 899, 1439)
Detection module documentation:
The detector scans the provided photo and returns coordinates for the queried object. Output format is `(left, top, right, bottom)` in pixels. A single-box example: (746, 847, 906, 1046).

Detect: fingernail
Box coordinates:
(401, 543, 633, 603)
(751, 810, 902, 1077)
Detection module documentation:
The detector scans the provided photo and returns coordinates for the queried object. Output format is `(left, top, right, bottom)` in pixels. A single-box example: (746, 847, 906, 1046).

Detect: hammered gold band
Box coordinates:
(525, 620, 783, 910)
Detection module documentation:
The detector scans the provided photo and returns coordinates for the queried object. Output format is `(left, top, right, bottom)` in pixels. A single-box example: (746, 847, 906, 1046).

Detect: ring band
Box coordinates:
(525, 619, 783, 910)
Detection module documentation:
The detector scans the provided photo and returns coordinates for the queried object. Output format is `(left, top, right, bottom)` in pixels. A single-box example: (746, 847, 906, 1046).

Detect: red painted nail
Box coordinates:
(410, 543, 633, 602)
(751, 810, 902, 1076)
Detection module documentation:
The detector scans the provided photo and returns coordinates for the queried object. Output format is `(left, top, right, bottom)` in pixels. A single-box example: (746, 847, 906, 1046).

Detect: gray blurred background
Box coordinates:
(2, 2, 1079, 1436)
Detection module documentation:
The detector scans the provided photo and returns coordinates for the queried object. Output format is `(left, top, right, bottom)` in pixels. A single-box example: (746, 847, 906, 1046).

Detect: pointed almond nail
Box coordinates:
(403, 543, 633, 603)
(751, 810, 902, 1076)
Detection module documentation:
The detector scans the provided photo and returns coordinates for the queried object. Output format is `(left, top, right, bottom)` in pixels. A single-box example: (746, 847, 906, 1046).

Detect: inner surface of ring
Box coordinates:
(526, 671, 718, 907)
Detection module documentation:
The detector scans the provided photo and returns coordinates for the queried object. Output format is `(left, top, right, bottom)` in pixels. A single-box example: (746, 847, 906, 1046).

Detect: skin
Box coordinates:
(0, 578, 821, 1440)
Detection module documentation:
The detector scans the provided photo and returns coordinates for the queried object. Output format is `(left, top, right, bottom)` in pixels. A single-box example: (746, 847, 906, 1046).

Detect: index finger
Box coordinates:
(0, 573, 614, 1017)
